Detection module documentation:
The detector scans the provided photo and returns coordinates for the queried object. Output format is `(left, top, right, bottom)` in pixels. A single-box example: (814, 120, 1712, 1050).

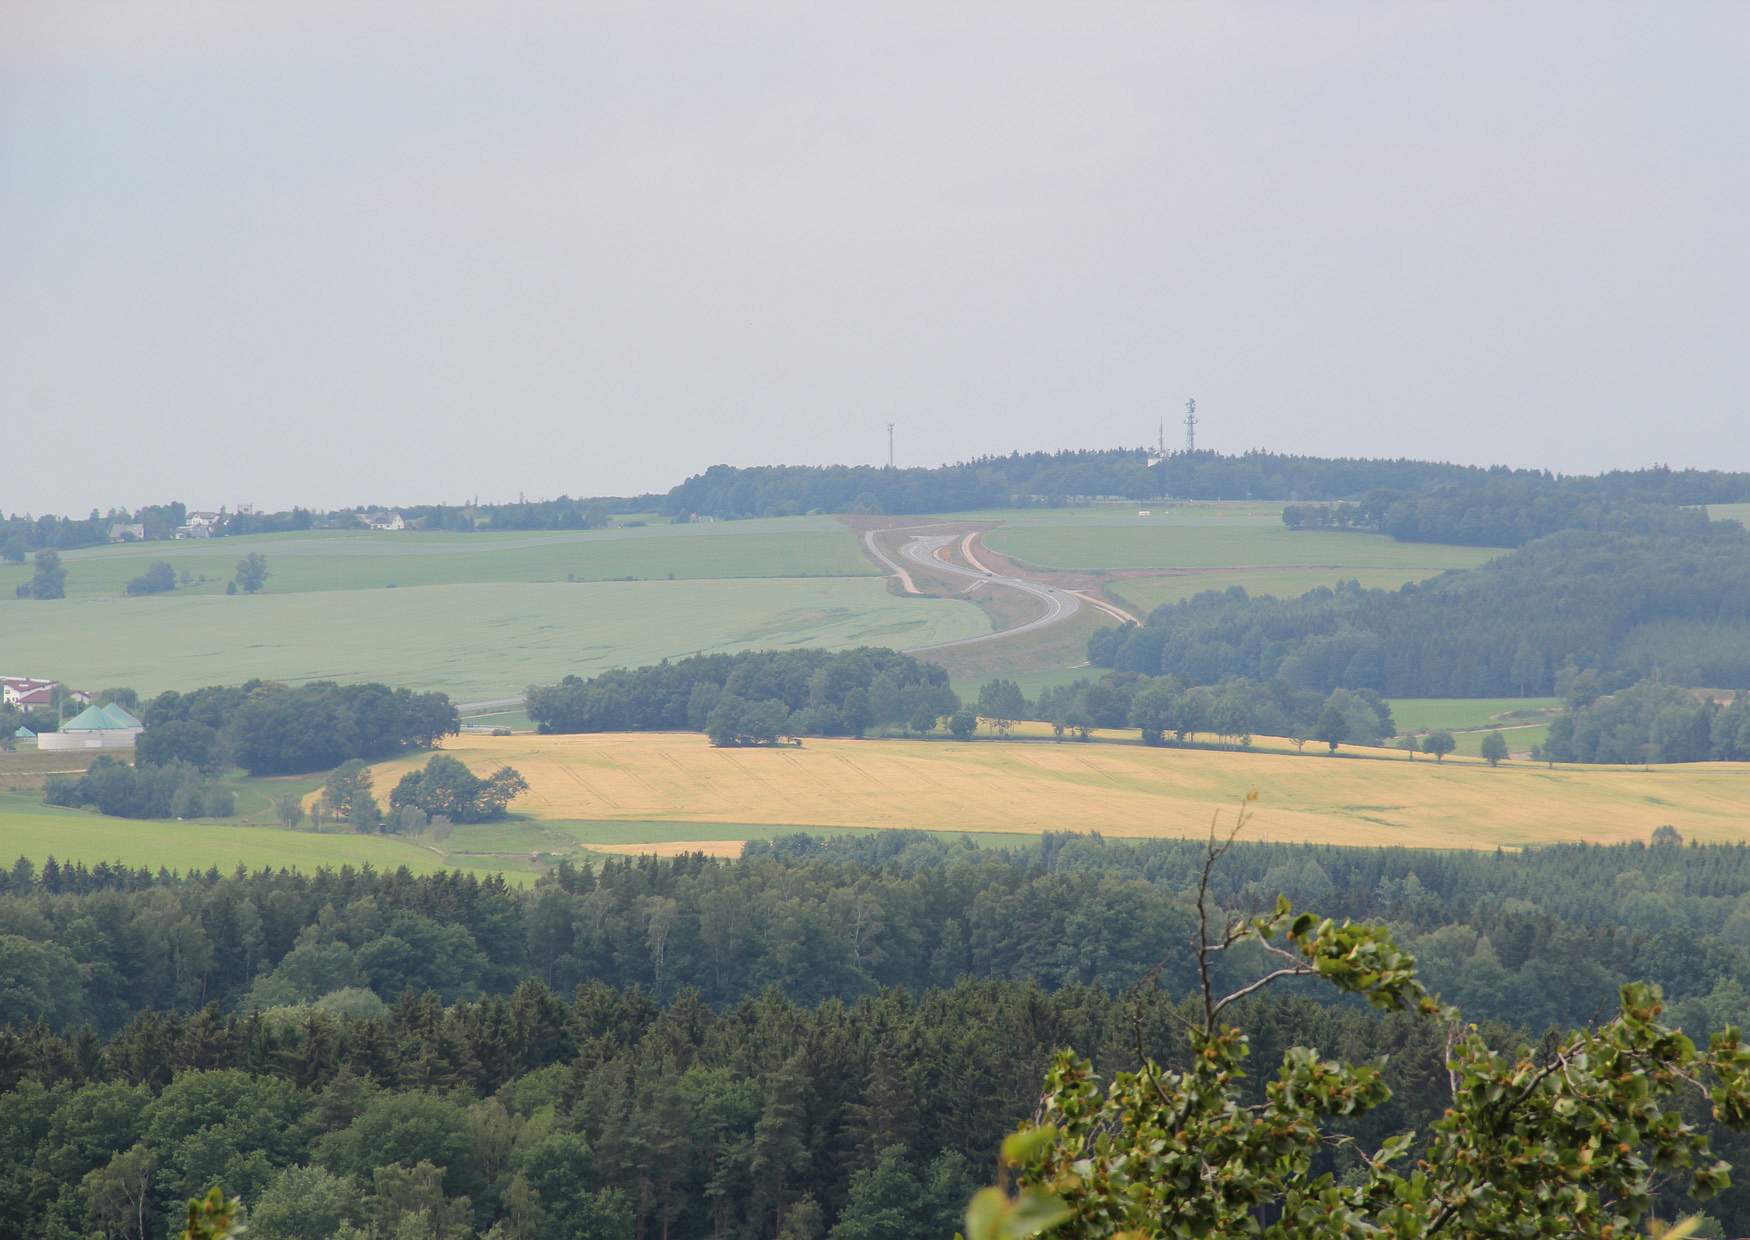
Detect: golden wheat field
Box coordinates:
(366, 733, 1750, 851)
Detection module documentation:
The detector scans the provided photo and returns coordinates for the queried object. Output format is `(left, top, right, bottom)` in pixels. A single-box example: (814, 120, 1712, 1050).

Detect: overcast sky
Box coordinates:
(4, 4, 1748, 514)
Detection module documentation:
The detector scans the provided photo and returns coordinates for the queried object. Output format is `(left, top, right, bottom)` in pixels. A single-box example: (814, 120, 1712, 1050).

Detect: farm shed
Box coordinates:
(38, 703, 144, 751)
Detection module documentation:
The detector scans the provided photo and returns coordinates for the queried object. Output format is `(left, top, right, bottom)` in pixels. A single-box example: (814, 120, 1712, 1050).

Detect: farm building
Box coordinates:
(108, 522, 146, 542)
(38, 703, 144, 751)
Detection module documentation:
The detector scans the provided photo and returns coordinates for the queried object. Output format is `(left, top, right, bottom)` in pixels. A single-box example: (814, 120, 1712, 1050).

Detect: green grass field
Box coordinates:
(1452, 724, 1549, 757)
(0, 577, 990, 701)
(0, 520, 874, 600)
(0, 790, 1039, 877)
(987, 518, 1494, 574)
(460, 709, 535, 731)
(0, 793, 468, 877)
(1109, 567, 1470, 615)
(1388, 697, 1562, 733)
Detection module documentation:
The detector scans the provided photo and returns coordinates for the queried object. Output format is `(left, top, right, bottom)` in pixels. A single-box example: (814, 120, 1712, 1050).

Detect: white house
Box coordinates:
(1, 676, 56, 708)
(176, 511, 222, 539)
(363, 511, 407, 531)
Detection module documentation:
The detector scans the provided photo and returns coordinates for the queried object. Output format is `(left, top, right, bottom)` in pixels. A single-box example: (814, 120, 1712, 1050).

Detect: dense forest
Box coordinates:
(1093, 524, 1750, 697)
(7, 832, 1750, 1235)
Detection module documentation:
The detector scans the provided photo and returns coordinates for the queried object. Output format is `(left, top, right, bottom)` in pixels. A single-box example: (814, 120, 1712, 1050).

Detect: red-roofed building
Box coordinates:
(1, 677, 56, 709)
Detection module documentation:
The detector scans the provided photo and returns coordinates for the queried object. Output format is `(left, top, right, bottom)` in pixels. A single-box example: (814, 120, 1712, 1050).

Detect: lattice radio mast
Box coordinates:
(1183, 398, 1198, 454)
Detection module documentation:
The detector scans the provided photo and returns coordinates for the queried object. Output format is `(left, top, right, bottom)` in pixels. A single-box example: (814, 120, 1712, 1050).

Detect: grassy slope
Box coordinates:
(1387, 698, 1562, 732)
(988, 517, 1493, 574)
(0, 577, 989, 701)
(1111, 567, 1470, 615)
(0, 792, 468, 877)
(355, 732, 1750, 851)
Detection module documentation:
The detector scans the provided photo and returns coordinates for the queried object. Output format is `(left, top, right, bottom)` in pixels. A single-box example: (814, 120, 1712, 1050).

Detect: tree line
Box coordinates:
(43, 757, 237, 821)
(1540, 678, 1750, 764)
(1282, 481, 1718, 548)
(1092, 524, 1750, 697)
(11, 456, 1748, 559)
(1034, 672, 1394, 750)
(664, 453, 1750, 540)
(134, 680, 458, 778)
(526, 649, 960, 743)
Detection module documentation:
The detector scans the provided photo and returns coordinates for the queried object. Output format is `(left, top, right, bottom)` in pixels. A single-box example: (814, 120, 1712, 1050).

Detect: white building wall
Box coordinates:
(38, 730, 140, 751)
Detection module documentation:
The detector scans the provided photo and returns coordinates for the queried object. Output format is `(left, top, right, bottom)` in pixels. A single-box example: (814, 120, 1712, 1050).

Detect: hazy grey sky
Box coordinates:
(5, 3, 1748, 514)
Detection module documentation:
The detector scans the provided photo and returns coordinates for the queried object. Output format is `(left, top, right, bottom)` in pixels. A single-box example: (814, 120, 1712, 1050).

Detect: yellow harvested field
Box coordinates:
(371, 733, 1750, 850)
(589, 839, 750, 858)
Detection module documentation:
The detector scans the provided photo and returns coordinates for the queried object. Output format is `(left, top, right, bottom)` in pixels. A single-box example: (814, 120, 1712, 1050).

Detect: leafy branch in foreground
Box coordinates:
(967, 796, 1750, 1239)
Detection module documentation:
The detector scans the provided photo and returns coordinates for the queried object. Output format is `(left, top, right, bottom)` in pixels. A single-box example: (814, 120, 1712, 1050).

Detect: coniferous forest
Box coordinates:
(8, 832, 1750, 1236)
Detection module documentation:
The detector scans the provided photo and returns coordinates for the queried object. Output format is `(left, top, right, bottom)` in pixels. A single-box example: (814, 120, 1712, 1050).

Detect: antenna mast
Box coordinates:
(886, 422, 895, 469)
(1183, 398, 1198, 454)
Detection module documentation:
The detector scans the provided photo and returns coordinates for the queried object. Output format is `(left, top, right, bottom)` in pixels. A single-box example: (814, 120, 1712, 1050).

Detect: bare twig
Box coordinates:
(1211, 966, 1318, 1020)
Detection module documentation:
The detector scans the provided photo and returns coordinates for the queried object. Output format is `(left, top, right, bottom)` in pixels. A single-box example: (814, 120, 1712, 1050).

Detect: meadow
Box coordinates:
(983, 505, 1495, 574)
(958, 503, 1493, 628)
(0, 792, 469, 877)
(0, 576, 989, 702)
(1387, 697, 1563, 733)
(0, 519, 874, 600)
(1110, 567, 1472, 615)
(359, 732, 1750, 851)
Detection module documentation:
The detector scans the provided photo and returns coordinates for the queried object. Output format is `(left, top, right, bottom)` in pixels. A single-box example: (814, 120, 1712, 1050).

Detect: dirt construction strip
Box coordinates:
(862, 527, 1084, 652)
(860, 527, 923, 595)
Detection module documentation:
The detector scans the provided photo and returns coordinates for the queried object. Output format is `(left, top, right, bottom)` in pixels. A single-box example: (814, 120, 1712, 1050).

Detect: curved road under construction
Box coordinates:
(860, 526, 1126, 653)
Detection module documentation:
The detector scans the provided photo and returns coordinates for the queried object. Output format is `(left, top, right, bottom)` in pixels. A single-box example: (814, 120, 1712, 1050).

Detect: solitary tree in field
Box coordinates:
(17, 550, 67, 599)
(234, 552, 269, 594)
(948, 709, 978, 740)
(966, 801, 1750, 1240)
(1423, 729, 1457, 762)
(1480, 730, 1509, 766)
(1397, 734, 1419, 760)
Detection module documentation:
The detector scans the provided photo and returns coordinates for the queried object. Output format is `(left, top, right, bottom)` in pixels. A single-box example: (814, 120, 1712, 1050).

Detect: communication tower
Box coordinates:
(887, 422, 895, 469)
(1183, 398, 1198, 454)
